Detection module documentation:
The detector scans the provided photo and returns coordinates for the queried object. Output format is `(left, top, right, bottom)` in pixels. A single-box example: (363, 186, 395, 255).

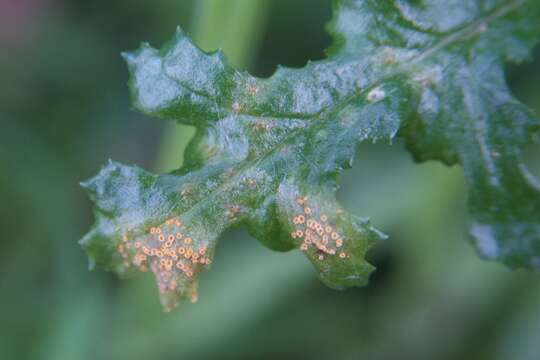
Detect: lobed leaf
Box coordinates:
(81, 0, 540, 310)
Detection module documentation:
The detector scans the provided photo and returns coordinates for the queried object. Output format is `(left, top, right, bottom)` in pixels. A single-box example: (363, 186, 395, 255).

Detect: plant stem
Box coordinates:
(156, 0, 269, 172)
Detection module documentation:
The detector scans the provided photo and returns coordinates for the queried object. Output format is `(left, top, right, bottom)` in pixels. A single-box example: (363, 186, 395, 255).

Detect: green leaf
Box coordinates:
(81, 0, 540, 310)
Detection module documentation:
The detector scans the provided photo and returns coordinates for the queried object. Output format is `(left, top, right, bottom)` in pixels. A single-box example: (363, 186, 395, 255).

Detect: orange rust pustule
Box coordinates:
(116, 216, 213, 308)
(292, 197, 348, 261)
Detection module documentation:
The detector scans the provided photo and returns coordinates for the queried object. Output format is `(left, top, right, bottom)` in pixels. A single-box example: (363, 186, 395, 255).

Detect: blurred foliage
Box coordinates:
(0, 1, 539, 359)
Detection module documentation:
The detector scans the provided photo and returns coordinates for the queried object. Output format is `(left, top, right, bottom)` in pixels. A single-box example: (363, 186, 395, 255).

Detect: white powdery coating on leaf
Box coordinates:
(470, 223, 499, 258)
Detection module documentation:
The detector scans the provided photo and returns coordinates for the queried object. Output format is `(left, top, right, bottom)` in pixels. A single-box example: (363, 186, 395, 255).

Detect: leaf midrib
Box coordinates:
(154, 0, 524, 230)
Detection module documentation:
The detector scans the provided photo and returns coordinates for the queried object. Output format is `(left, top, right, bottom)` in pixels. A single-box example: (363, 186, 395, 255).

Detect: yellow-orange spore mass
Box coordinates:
(290, 198, 348, 262)
(114, 216, 213, 307)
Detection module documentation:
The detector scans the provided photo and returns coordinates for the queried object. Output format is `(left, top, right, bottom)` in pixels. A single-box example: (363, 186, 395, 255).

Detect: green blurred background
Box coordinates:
(1, 1, 539, 359)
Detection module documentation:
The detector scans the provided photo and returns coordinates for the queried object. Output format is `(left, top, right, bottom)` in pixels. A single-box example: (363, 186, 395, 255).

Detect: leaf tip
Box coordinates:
(79, 179, 90, 190)
(175, 26, 185, 37)
(120, 50, 135, 65)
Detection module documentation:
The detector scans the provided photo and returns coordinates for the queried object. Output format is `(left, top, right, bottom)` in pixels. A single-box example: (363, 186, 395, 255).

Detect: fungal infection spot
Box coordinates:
(180, 185, 193, 198)
(247, 178, 257, 189)
(247, 83, 259, 96)
(478, 23, 487, 33)
(289, 197, 347, 262)
(251, 122, 269, 132)
(367, 87, 385, 103)
(380, 47, 396, 65)
(232, 101, 242, 113)
(114, 216, 214, 311)
(190, 289, 198, 303)
(225, 168, 236, 179)
(226, 205, 241, 220)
